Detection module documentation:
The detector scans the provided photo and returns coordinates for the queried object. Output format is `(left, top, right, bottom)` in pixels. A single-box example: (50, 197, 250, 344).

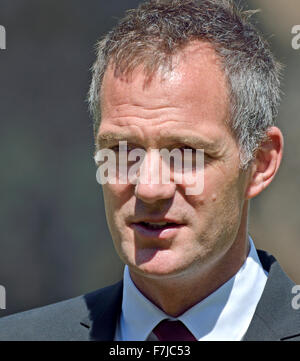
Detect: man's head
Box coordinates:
(89, 0, 282, 168)
(88, 0, 283, 282)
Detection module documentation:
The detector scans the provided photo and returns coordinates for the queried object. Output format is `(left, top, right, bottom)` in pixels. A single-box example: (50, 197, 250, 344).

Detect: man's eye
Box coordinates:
(109, 145, 119, 152)
(177, 146, 198, 156)
(180, 147, 211, 159)
(179, 146, 196, 152)
(110, 144, 137, 152)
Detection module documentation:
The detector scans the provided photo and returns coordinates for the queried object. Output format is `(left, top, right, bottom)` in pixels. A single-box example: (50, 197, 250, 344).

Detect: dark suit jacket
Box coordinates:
(0, 250, 299, 341)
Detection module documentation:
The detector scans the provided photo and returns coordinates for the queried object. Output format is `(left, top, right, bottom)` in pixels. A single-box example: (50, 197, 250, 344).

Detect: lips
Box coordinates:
(139, 221, 178, 229)
(130, 219, 184, 240)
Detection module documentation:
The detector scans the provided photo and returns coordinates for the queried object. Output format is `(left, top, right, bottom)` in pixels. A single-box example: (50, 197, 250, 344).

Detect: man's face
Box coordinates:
(98, 42, 250, 280)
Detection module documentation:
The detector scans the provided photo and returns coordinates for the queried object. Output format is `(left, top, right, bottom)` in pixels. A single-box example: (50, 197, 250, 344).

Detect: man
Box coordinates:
(0, 0, 299, 341)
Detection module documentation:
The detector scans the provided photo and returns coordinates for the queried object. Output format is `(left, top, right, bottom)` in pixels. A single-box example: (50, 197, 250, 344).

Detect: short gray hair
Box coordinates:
(88, 0, 282, 168)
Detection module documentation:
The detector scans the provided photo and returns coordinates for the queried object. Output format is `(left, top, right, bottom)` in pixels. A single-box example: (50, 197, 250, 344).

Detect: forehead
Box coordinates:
(102, 42, 228, 105)
(99, 41, 231, 143)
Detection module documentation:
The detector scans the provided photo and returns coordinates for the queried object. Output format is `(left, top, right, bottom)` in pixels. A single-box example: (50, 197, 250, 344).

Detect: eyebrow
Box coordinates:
(97, 132, 139, 147)
(97, 131, 220, 152)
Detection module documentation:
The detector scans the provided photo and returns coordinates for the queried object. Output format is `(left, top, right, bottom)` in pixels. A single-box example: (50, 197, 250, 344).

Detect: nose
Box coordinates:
(135, 182, 176, 204)
(134, 149, 176, 204)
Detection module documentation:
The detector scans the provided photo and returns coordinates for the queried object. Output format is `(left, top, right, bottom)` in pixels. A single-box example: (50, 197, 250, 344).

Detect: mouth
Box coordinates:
(137, 221, 179, 230)
(130, 220, 184, 240)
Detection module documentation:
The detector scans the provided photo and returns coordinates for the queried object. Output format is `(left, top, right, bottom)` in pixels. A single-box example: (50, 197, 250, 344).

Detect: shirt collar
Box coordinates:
(116, 235, 267, 341)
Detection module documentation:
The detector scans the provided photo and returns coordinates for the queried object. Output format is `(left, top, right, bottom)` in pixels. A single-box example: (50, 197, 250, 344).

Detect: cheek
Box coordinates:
(103, 183, 132, 207)
(211, 193, 217, 202)
(102, 183, 135, 229)
(206, 175, 246, 231)
(102, 185, 122, 227)
(186, 168, 243, 222)
(183, 173, 220, 207)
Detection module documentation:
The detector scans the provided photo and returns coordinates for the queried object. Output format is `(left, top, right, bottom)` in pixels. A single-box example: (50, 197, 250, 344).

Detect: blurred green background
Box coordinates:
(0, 0, 299, 317)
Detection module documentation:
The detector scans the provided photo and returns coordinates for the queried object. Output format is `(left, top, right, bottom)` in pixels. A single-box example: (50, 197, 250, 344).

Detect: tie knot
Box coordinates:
(153, 319, 197, 341)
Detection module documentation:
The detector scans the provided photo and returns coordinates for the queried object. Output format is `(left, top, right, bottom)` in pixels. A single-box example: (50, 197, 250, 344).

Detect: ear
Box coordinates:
(245, 126, 284, 200)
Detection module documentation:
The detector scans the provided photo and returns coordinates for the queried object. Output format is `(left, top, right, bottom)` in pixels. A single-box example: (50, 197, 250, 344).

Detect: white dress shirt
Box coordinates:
(114, 235, 268, 341)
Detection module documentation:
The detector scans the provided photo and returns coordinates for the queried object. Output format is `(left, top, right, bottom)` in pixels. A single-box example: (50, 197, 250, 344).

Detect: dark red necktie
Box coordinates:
(153, 319, 197, 341)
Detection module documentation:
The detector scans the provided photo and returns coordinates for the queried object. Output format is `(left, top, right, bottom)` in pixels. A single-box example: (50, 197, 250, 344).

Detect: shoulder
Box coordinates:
(0, 282, 123, 341)
(0, 294, 88, 341)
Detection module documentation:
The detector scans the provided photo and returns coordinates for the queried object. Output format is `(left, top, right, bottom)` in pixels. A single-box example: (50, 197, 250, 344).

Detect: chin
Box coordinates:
(128, 248, 193, 279)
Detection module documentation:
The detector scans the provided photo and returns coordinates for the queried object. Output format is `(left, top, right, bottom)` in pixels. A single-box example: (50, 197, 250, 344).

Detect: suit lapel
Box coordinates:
(80, 280, 123, 341)
(243, 250, 300, 341)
